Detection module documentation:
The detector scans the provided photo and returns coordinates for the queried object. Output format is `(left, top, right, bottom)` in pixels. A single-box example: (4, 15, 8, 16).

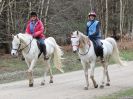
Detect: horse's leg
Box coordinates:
(90, 61, 98, 88)
(49, 66, 53, 83)
(106, 66, 110, 86)
(24, 58, 33, 87)
(81, 61, 89, 90)
(41, 59, 53, 85)
(104, 56, 111, 86)
(25, 58, 30, 68)
(100, 62, 107, 88)
(27, 71, 33, 87)
(27, 59, 37, 87)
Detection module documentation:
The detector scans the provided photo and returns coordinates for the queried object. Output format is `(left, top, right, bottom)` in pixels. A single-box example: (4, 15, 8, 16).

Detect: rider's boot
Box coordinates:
(99, 46, 104, 63)
(42, 44, 49, 60)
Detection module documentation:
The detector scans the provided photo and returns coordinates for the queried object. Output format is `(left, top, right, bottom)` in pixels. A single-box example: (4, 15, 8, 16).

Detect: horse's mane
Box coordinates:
(18, 33, 32, 38)
(15, 33, 33, 44)
(17, 33, 33, 40)
(77, 31, 89, 48)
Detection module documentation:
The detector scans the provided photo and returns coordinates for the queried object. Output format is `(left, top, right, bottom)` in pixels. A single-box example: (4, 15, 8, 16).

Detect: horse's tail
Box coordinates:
(49, 37, 64, 73)
(105, 37, 124, 66)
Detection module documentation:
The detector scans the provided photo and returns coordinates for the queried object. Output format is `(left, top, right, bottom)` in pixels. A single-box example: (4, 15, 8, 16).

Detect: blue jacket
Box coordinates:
(86, 20, 101, 40)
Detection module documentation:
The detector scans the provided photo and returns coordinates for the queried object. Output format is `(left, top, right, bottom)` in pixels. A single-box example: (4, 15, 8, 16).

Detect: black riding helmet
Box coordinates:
(30, 12, 37, 17)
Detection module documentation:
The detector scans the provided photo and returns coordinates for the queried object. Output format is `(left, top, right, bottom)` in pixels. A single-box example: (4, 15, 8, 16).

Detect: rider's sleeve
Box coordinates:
(25, 22, 31, 34)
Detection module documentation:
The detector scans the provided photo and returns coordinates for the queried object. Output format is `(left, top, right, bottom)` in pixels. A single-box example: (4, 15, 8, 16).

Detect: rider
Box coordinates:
(86, 11, 104, 62)
(25, 11, 48, 60)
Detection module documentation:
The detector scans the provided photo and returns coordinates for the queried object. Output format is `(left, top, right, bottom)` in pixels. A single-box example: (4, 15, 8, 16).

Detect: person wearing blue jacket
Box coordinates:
(86, 11, 104, 62)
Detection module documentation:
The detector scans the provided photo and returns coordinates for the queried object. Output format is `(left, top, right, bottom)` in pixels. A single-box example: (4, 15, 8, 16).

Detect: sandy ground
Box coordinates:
(0, 61, 133, 99)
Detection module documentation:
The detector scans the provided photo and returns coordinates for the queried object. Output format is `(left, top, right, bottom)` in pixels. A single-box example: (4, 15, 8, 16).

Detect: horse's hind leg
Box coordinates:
(106, 67, 110, 86)
(41, 59, 53, 85)
(100, 62, 108, 88)
(106, 57, 111, 86)
(49, 67, 53, 83)
(41, 63, 50, 85)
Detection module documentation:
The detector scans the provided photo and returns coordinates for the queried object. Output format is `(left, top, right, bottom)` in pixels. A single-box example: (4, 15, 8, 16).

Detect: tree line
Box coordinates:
(0, 0, 133, 53)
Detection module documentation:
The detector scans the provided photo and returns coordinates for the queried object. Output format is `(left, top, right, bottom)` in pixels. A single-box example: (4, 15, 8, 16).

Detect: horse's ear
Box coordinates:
(17, 34, 19, 39)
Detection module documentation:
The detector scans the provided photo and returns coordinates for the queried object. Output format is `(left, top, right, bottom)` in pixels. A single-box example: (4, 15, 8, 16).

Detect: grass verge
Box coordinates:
(98, 88, 133, 99)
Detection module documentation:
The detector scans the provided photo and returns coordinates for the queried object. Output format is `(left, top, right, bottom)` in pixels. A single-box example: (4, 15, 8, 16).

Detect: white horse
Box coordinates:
(11, 33, 64, 87)
(71, 31, 124, 90)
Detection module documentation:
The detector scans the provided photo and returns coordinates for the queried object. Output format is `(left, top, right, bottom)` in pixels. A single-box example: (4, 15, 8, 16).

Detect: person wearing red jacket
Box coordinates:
(25, 12, 48, 60)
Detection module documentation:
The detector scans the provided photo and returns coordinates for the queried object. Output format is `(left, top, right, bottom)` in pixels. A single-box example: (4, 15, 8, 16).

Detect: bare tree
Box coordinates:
(0, 0, 5, 15)
(105, 0, 108, 38)
(40, 0, 45, 19)
(44, 0, 50, 34)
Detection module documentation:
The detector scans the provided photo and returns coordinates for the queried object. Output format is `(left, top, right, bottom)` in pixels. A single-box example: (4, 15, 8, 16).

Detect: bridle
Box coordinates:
(71, 36, 80, 48)
(71, 36, 91, 56)
(12, 35, 33, 54)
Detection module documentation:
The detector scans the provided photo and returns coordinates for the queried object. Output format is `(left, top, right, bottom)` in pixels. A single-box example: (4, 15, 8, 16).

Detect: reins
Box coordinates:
(19, 38, 33, 53)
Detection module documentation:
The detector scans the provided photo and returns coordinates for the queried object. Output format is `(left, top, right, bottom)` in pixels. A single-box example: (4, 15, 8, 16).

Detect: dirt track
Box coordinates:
(0, 61, 133, 99)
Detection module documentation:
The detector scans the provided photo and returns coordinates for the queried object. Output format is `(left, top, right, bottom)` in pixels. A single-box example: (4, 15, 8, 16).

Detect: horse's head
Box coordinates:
(70, 31, 80, 53)
(11, 33, 32, 57)
(11, 34, 21, 57)
(71, 31, 89, 53)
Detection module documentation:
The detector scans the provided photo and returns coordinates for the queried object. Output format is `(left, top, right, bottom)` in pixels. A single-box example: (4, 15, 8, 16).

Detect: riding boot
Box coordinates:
(100, 47, 104, 63)
(42, 44, 49, 60)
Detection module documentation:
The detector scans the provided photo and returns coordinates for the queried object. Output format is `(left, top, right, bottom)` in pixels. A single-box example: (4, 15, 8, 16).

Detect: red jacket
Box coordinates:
(25, 18, 45, 39)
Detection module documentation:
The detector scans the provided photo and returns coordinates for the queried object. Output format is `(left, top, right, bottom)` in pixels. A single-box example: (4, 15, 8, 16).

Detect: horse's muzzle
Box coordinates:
(11, 50, 18, 57)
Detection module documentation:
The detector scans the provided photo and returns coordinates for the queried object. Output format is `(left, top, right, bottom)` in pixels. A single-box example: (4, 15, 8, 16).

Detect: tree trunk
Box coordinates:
(28, 1, 32, 19)
(6, 1, 11, 53)
(9, 0, 14, 32)
(40, 0, 45, 20)
(105, 0, 108, 38)
(120, 0, 123, 41)
(0, 0, 5, 15)
(44, 0, 50, 34)
(89, 0, 92, 11)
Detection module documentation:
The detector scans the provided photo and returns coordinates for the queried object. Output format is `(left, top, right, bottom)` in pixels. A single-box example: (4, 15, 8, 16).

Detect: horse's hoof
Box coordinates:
(84, 87, 88, 90)
(49, 80, 53, 83)
(94, 84, 98, 88)
(41, 82, 45, 86)
(100, 85, 104, 89)
(106, 83, 110, 86)
(29, 83, 33, 87)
